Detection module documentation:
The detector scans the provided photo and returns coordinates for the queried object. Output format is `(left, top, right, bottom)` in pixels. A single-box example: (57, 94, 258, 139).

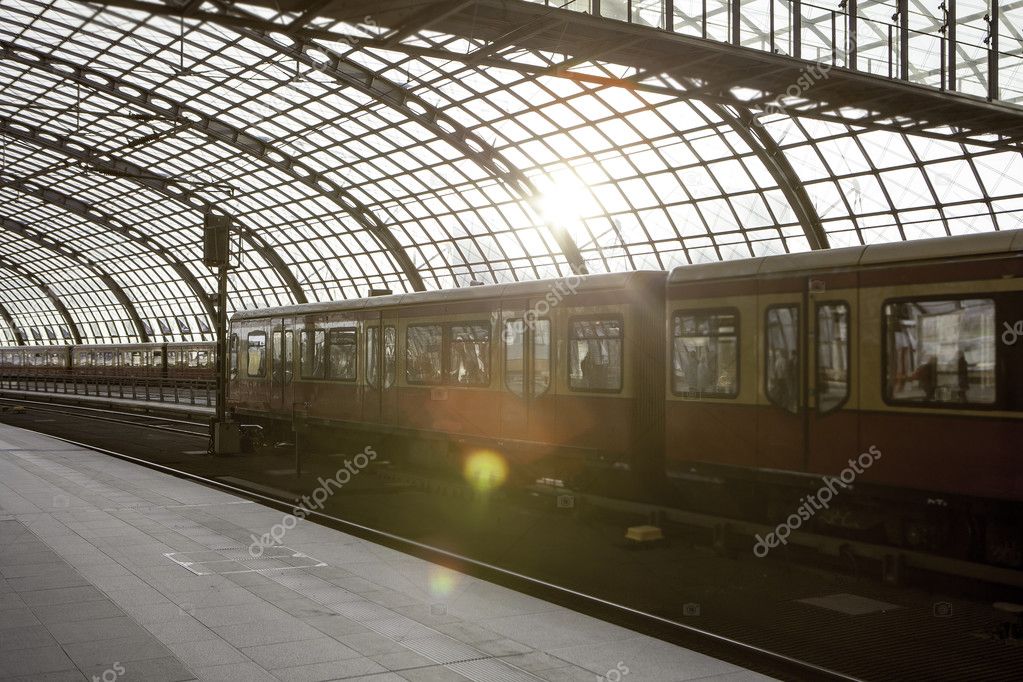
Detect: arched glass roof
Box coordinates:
(0, 0, 1021, 344)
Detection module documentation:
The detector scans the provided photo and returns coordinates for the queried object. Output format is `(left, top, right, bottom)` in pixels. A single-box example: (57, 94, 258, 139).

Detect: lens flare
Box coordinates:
(462, 450, 508, 492)
(429, 566, 458, 599)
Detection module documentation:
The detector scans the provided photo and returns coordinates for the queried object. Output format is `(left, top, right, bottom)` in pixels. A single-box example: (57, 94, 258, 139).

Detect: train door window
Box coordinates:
(366, 327, 379, 388)
(284, 331, 294, 384)
(248, 332, 267, 377)
(765, 305, 800, 414)
(196, 350, 209, 368)
(229, 335, 238, 379)
(504, 320, 525, 397)
(449, 323, 490, 386)
(153, 350, 162, 367)
(301, 329, 326, 379)
(533, 319, 552, 397)
(384, 326, 396, 389)
(406, 325, 442, 385)
(327, 329, 355, 381)
(271, 331, 283, 383)
(816, 302, 850, 413)
(884, 298, 996, 406)
(672, 310, 739, 398)
(568, 316, 623, 392)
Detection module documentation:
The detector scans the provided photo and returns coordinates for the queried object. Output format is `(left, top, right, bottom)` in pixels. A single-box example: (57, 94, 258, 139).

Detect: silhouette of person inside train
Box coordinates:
(908, 355, 938, 401)
(685, 350, 699, 395)
(956, 350, 970, 402)
(770, 349, 790, 408)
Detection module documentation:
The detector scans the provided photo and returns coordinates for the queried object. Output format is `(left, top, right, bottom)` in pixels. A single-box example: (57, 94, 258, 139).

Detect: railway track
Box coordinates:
(0, 396, 210, 439)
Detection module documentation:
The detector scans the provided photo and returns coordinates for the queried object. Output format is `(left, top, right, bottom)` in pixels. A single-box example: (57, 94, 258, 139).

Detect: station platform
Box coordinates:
(0, 424, 770, 681)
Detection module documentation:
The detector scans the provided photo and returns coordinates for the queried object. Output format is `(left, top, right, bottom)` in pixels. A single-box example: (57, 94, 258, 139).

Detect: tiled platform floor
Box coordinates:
(0, 424, 771, 681)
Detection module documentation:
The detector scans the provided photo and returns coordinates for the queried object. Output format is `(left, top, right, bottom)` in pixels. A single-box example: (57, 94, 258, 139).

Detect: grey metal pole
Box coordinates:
(216, 262, 228, 425)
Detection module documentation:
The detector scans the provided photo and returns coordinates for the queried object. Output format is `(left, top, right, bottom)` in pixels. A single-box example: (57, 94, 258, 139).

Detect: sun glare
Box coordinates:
(462, 450, 509, 492)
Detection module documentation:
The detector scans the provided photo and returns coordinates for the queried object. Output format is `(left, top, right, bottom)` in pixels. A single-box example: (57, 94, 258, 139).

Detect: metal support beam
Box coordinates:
(0, 303, 23, 345)
(0, 259, 82, 344)
(0, 215, 150, 341)
(0, 176, 218, 329)
(988, 0, 999, 101)
(217, 2, 588, 275)
(0, 41, 421, 293)
(722, 107, 830, 250)
(0, 117, 307, 305)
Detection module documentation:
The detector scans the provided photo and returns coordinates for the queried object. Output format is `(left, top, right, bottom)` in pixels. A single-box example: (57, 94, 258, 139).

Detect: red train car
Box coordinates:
(228, 272, 666, 482)
(665, 230, 1023, 564)
(0, 345, 71, 375)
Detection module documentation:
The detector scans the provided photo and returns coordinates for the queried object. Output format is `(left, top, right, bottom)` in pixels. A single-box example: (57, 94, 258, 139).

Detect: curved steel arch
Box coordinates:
(0, 40, 425, 292)
(0, 117, 307, 305)
(0, 258, 82, 344)
(2, 176, 218, 328)
(721, 106, 830, 250)
(0, 215, 150, 341)
(220, 6, 589, 275)
(0, 303, 23, 345)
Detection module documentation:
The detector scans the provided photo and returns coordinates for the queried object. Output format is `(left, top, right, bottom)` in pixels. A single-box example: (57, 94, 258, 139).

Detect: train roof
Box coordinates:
(232, 270, 666, 321)
(668, 229, 1023, 283)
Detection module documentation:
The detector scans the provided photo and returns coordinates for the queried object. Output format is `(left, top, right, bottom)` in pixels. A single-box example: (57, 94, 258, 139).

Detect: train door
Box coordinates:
(270, 319, 295, 412)
(757, 287, 806, 472)
(806, 285, 858, 474)
(500, 309, 553, 447)
(363, 313, 398, 425)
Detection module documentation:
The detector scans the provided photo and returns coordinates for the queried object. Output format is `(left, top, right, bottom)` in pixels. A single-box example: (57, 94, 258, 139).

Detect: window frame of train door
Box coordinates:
(364, 313, 397, 424)
(501, 312, 552, 435)
(270, 319, 294, 412)
(759, 286, 807, 474)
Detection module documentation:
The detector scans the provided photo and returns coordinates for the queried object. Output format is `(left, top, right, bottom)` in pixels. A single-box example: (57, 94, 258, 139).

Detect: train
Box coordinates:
(227, 230, 1023, 567)
(0, 341, 217, 380)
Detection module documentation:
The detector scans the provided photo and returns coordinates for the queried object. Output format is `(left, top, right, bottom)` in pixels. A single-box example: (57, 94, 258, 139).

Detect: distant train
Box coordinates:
(227, 230, 1023, 567)
(0, 342, 217, 380)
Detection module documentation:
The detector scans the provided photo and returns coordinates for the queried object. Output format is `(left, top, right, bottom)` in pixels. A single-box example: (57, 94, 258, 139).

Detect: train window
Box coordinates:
(884, 298, 996, 406)
(197, 351, 209, 368)
(384, 326, 396, 389)
(285, 331, 294, 383)
(672, 310, 739, 398)
(816, 303, 850, 413)
(366, 327, 379, 388)
(247, 332, 267, 377)
(272, 331, 283, 383)
(534, 319, 552, 397)
(327, 329, 355, 381)
(504, 320, 525, 397)
(301, 329, 326, 379)
(765, 306, 800, 414)
(449, 323, 490, 386)
(568, 316, 623, 392)
(229, 335, 238, 379)
(406, 325, 442, 385)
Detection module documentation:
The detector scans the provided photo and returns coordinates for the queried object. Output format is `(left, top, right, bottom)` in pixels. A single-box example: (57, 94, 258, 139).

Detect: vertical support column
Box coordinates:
(848, 0, 858, 69)
(732, 0, 741, 45)
(666, 0, 674, 31)
(947, 0, 957, 91)
(988, 0, 999, 100)
(215, 263, 228, 426)
(793, 0, 802, 58)
(898, 0, 909, 80)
